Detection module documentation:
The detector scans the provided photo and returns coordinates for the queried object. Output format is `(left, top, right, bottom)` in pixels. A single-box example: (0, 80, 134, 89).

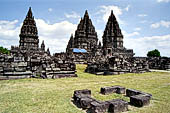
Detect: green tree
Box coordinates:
(147, 49, 160, 57)
(0, 46, 10, 54)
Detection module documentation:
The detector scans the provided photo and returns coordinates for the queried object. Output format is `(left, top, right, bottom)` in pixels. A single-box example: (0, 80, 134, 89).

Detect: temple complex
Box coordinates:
(66, 10, 134, 64)
(1, 7, 169, 79)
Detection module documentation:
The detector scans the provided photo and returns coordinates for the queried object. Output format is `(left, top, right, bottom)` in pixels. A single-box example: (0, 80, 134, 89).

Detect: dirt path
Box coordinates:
(150, 69, 170, 73)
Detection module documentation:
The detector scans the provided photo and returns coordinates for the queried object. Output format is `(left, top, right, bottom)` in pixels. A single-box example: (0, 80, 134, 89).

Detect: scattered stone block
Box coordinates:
(90, 101, 108, 113)
(80, 96, 96, 109)
(130, 94, 151, 107)
(108, 99, 128, 113)
(100, 86, 117, 95)
(101, 86, 125, 95)
(116, 86, 126, 94)
(126, 89, 141, 97)
(74, 89, 91, 96)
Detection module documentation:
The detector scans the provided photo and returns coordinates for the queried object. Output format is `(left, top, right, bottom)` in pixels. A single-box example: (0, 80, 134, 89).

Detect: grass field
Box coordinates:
(0, 64, 170, 113)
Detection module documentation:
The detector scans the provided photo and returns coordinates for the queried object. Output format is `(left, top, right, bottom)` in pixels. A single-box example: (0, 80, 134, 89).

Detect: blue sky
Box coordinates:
(0, 0, 170, 56)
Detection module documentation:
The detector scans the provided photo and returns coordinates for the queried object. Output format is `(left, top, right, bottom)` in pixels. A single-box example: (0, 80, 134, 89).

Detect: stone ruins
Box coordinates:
(0, 7, 77, 80)
(0, 7, 170, 80)
(73, 86, 152, 113)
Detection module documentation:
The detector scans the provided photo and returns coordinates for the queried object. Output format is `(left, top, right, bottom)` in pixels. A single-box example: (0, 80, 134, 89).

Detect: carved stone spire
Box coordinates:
(73, 10, 98, 52)
(26, 7, 33, 18)
(68, 34, 74, 48)
(66, 34, 74, 53)
(19, 7, 39, 50)
(41, 40, 45, 51)
(102, 10, 123, 49)
(47, 48, 50, 56)
(98, 41, 102, 49)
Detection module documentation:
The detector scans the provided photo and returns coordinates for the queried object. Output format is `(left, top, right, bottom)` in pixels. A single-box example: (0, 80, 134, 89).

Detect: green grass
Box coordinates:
(0, 64, 170, 113)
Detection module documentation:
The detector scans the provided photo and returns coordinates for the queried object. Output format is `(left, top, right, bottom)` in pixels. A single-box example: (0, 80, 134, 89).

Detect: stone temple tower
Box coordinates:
(103, 10, 123, 49)
(102, 10, 134, 57)
(19, 7, 39, 50)
(73, 10, 98, 53)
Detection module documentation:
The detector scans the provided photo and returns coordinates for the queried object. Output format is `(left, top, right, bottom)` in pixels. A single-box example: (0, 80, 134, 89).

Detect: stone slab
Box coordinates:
(130, 94, 151, 107)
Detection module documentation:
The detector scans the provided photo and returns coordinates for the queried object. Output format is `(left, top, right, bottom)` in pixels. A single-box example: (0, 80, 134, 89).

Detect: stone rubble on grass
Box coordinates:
(73, 86, 152, 113)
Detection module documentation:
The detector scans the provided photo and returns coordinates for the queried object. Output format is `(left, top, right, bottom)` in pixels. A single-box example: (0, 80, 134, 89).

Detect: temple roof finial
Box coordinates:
(26, 7, 33, 18)
(84, 10, 89, 18)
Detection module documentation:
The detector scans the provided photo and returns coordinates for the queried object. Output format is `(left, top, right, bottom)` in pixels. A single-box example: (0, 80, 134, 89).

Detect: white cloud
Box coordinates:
(151, 20, 170, 29)
(138, 14, 147, 17)
(140, 20, 147, 23)
(0, 19, 77, 54)
(35, 19, 77, 53)
(48, 8, 53, 12)
(125, 5, 130, 11)
(124, 33, 170, 56)
(134, 27, 141, 31)
(157, 0, 170, 3)
(0, 20, 20, 49)
(65, 11, 80, 19)
(98, 5, 123, 24)
(122, 31, 140, 38)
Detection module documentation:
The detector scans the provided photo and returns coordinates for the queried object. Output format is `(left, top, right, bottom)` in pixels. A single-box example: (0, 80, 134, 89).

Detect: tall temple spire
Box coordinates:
(102, 10, 123, 49)
(72, 10, 98, 52)
(19, 7, 39, 50)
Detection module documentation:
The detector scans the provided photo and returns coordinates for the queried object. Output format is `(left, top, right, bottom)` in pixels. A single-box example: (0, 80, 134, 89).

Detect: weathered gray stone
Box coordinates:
(108, 99, 128, 113)
(80, 96, 96, 109)
(126, 89, 141, 97)
(90, 101, 108, 113)
(100, 86, 117, 95)
(100, 86, 125, 95)
(130, 94, 151, 107)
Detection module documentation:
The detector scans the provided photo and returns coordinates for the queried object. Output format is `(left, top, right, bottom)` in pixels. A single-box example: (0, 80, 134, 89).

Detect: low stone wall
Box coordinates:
(0, 54, 77, 80)
(0, 55, 32, 80)
(85, 56, 149, 75)
(148, 57, 170, 70)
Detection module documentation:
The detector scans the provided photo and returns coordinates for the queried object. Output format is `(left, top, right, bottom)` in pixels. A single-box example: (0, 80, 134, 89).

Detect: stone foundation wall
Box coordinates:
(85, 56, 149, 75)
(0, 54, 77, 80)
(148, 57, 170, 70)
